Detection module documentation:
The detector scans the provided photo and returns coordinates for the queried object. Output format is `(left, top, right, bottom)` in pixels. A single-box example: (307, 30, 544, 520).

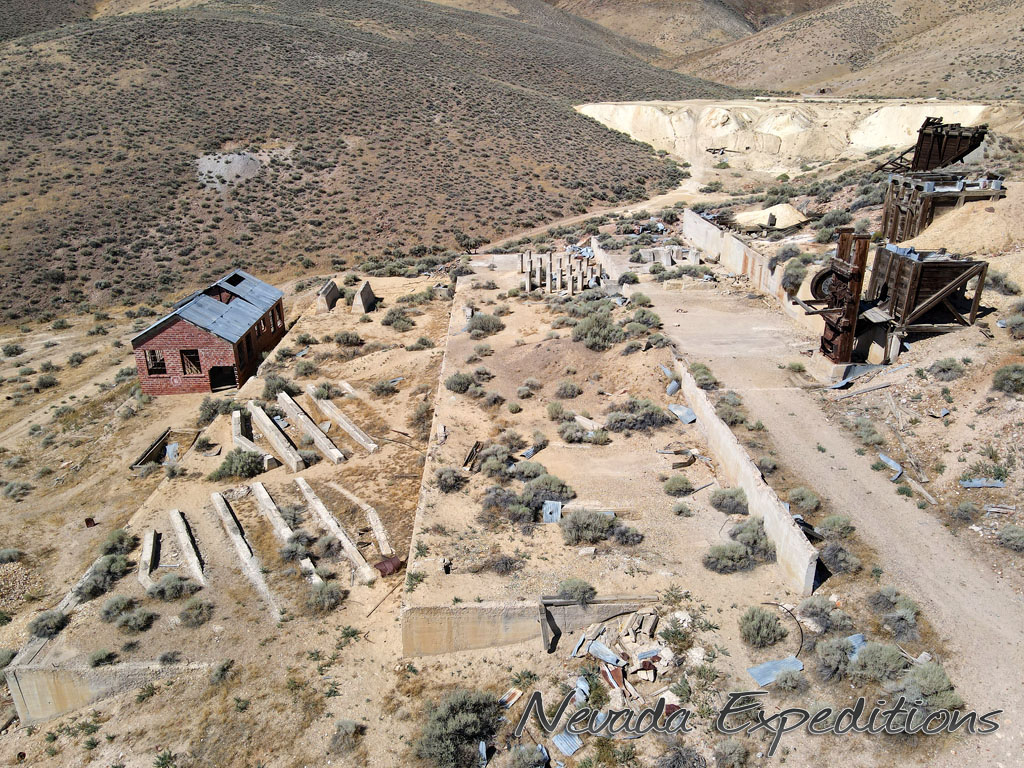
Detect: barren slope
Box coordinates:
(0, 0, 732, 322)
(675, 0, 1024, 99)
(546, 0, 755, 58)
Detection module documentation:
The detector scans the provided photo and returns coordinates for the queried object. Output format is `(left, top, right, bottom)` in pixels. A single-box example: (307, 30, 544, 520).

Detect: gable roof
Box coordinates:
(131, 269, 283, 348)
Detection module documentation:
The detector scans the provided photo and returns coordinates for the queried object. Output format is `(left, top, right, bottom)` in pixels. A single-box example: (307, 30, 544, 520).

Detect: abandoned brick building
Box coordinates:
(131, 269, 285, 396)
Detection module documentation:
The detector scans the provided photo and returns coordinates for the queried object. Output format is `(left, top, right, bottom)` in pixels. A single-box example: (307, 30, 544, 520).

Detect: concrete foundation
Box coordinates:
(210, 492, 283, 619)
(168, 508, 206, 586)
(6, 663, 198, 725)
(304, 384, 379, 453)
(276, 392, 346, 464)
(247, 401, 304, 472)
(250, 482, 323, 585)
(401, 599, 649, 656)
(315, 279, 340, 314)
(294, 478, 377, 585)
(231, 409, 279, 470)
(352, 281, 379, 314)
(675, 360, 818, 594)
(137, 529, 158, 591)
(327, 481, 394, 558)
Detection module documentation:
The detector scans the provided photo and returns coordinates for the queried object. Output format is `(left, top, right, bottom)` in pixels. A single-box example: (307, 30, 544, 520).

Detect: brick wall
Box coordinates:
(133, 318, 237, 396)
(133, 299, 286, 396)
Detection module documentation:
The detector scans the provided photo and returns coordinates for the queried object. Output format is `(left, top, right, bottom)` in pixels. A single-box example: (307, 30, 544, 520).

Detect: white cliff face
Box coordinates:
(575, 99, 1023, 176)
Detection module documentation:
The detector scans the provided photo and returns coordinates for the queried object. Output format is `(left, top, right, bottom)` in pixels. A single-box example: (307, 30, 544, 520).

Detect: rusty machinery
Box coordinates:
(800, 233, 989, 365)
(799, 228, 871, 363)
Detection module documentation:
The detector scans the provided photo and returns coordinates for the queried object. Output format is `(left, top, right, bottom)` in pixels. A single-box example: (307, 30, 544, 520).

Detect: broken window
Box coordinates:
(256, 317, 264, 336)
(276, 304, 284, 329)
(180, 349, 201, 376)
(144, 350, 166, 375)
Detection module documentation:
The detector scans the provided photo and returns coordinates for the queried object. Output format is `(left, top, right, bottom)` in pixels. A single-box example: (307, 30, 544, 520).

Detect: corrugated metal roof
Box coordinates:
(177, 294, 264, 344)
(131, 269, 281, 347)
(214, 268, 283, 312)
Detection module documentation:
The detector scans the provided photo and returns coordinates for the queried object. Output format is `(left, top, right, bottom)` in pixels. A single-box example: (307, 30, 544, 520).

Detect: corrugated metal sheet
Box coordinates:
(747, 655, 803, 687)
(542, 500, 563, 523)
(552, 731, 583, 757)
(131, 269, 281, 347)
(214, 269, 284, 312)
(668, 404, 697, 424)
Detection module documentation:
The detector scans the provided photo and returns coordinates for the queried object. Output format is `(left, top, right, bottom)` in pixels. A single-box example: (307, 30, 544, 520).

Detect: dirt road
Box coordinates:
(648, 282, 1023, 767)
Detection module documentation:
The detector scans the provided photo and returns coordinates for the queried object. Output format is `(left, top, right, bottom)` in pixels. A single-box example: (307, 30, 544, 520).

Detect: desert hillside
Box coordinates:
(674, 0, 1024, 99)
(0, 0, 732, 322)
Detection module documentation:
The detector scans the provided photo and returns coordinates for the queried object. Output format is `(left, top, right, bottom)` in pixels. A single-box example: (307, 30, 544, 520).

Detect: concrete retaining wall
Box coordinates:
(5, 664, 188, 725)
(401, 600, 647, 656)
(402, 603, 541, 656)
(681, 210, 823, 335)
(675, 360, 818, 594)
(304, 385, 378, 453)
(276, 392, 346, 464)
(247, 401, 304, 472)
(210, 492, 283, 619)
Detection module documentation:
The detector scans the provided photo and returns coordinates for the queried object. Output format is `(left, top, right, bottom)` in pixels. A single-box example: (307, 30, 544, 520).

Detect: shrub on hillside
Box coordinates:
(28, 610, 68, 639)
(209, 448, 263, 481)
(435, 467, 468, 493)
(75, 555, 131, 600)
(998, 524, 1024, 552)
(710, 488, 747, 515)
(993, 364, 1024, 393)
(558, 578, 597, 606)
(147, 574, 201, 601)
(559, 509, 613, 545)
(739, 606, 787, 648)
(101, 529, 139, 556)
(445, 372, 473, 394)
(415, 689, 503, 768)
(703, 542, 754, 574)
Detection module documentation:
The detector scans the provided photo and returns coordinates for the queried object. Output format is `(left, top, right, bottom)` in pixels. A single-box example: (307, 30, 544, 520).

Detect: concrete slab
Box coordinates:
(276, 392, 346, 464)
(247, 401, 304, 472)
(304, 384, 379, 453)
(294, 478, 376, 585)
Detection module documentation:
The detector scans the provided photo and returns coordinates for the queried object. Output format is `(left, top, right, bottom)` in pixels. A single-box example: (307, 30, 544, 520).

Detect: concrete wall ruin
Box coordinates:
(681, 210, 823, 335)
(675, 360, 818, 594)
(401, 600, 646, 656)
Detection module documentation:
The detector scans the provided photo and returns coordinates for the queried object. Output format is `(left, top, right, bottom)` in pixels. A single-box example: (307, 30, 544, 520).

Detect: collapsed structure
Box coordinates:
(519, 250, 601, 293)
(878, 116, 990, 173)
(798, 116, 1004, 366)
(802, 233, 988, 364)
(880, 172, 1006, 242)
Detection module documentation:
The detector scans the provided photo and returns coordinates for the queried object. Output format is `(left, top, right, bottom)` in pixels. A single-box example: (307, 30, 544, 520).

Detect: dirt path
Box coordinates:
(648, 283, 1024, 767)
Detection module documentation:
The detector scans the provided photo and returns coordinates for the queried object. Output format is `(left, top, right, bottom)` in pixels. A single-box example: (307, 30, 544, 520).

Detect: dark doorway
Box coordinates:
(209, 366, 236, 391)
